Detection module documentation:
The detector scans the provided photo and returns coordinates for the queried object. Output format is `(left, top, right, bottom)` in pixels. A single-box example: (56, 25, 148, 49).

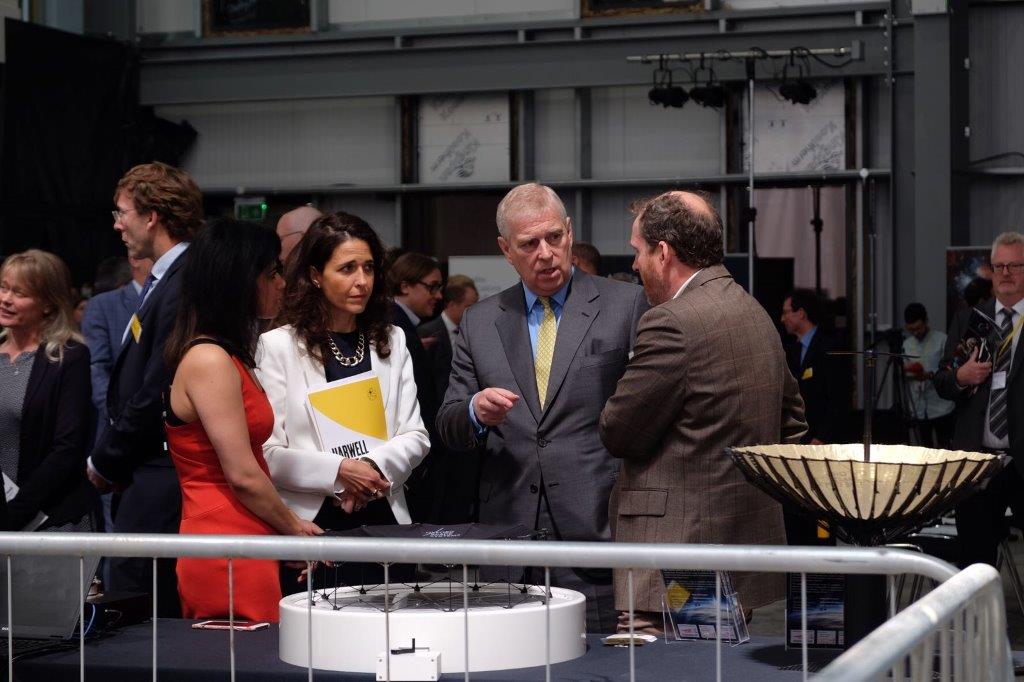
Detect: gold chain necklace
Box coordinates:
(328, 332, 365, 367)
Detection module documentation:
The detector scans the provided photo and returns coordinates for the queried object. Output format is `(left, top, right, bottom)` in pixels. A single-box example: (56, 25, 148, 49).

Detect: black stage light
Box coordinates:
(648, 85, 688, 108)
(779, 79, 818, 105)
(689, 84, 726, 109)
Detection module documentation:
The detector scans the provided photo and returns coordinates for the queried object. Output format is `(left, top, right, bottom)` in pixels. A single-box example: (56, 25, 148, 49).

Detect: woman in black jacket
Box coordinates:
(0, 249, 95, 531)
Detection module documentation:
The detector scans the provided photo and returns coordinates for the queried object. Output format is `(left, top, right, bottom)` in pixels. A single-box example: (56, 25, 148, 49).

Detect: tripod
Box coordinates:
(870, 331, 922, 445)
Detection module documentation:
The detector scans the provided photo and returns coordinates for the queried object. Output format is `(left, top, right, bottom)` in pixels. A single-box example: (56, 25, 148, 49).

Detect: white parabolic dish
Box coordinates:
(279, 583, 587, 673)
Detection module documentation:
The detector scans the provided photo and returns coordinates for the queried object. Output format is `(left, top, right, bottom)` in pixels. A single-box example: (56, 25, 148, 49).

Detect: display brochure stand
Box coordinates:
(660, 569, 749, 646)
(785, 572, 845, 650)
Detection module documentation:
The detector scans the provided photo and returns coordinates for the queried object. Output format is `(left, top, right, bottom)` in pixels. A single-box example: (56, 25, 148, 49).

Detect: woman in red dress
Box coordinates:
(164, 218, 321, 622)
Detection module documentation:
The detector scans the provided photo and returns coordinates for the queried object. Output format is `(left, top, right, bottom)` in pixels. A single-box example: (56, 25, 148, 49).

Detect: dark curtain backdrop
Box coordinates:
(0, 19, 195, 285)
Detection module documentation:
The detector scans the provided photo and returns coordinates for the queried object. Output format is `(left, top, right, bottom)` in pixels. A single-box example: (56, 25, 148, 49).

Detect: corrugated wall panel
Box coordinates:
(155, 97, 398, 190)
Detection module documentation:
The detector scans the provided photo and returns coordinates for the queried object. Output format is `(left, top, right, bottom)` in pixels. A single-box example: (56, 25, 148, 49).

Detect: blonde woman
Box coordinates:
(0, 250, 95, 531)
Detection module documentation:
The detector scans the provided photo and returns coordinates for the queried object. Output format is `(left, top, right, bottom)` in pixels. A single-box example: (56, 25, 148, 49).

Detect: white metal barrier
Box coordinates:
(817, 563, 1011, 682)
(0, 532, 1011, 682)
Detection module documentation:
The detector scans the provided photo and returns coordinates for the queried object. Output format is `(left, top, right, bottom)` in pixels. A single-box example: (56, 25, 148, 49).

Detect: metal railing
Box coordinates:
(817, 563, 1011, 682)
(0, 532, 1011, 682)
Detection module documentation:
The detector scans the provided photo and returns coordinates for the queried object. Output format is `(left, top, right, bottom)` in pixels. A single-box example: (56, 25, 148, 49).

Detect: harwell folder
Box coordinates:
(305, 371, 388, 458)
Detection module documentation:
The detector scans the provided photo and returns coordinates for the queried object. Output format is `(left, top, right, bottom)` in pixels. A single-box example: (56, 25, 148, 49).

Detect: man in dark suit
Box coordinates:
(599, 191, 806, 633)
(388, 252, 443, 521)
(86, 162, 204, 614)
(780, 288, 851, 545)
(437, 183, 648, 633)
(419, 275, 479, 523)
(935, 231, 1024, 567)
(781, 289, 851, 445)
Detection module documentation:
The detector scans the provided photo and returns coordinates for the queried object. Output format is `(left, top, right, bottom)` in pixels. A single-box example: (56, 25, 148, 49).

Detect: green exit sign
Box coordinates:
(235, 197, 267, 222)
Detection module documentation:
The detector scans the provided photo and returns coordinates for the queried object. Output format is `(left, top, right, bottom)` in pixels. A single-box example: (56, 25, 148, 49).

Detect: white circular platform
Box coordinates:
(279, 582, 586, 673)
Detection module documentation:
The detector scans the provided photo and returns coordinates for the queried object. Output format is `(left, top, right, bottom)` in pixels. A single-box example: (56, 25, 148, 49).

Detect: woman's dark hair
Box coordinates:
(277, 211, 392, 364)
(165, 218, 281, 368)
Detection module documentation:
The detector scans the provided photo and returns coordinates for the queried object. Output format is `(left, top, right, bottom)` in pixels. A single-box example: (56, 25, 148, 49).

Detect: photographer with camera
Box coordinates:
(901, 303, 955, 449)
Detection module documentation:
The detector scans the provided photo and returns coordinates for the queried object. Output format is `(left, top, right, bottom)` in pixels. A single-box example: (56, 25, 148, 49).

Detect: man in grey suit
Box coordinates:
(437, 183, 648, 633)
(600, 191, 806, 633)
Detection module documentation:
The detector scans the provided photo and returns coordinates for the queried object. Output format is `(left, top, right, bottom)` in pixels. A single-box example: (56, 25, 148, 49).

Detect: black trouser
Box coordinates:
(108, 463, 182, 618)
(956, 459, 1024, 567)
(913, 413, 956, 450)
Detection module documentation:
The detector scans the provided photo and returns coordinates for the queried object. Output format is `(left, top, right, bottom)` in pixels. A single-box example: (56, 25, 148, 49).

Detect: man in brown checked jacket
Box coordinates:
(599, 190, 807, 633)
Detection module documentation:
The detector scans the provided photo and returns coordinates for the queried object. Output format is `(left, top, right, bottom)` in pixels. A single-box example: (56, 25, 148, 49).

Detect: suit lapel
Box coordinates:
(21, 348, 51, 414)
(541, 272, 599, 418)
(1007, 304, 1024, 384)
(495, 284, 542, 423)
(137, 253, 185, 323)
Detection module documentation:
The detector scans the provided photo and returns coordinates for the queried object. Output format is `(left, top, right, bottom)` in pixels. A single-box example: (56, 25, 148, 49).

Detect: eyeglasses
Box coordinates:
(418, 280, 443, 294)
(111, 207, 137, 221)
(991, 262, 1024, 274)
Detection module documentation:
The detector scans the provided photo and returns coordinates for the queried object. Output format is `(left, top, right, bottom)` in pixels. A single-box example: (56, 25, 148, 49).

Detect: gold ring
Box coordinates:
(372, 489, 380, 496)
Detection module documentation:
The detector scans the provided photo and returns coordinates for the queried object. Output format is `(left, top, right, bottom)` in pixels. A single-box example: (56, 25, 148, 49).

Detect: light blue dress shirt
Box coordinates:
(799, 325, 817, 365)
(468, 271, 574, 432)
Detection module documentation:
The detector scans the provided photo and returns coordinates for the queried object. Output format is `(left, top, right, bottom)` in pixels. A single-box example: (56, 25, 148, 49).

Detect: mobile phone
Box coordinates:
(191, 620, 269, 631)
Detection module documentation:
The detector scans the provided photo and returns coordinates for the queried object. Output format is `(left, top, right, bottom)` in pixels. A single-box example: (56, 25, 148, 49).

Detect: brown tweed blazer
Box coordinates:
(599, 265, 807, 612)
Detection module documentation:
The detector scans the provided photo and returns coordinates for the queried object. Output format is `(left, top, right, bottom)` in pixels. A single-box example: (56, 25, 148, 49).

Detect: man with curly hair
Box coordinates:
(87, 162, 204, 614)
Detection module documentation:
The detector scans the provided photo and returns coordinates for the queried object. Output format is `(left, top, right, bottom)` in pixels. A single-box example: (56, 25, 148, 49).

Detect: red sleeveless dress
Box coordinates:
(167, 354, 282, 623)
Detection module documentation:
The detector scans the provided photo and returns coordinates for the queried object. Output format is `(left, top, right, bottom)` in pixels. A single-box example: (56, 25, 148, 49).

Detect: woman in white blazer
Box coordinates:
(256, 212, 429, 561)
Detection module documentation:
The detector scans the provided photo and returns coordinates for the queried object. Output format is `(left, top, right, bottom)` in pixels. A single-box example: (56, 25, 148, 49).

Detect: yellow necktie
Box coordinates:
(535, 297, 557, 408)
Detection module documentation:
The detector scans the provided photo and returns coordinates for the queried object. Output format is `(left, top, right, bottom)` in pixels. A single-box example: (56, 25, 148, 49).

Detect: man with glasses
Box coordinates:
(86, 162, 203, 615)
(387, 252, 444, 521)
(935, 231, 1024, 566)
(436, 183, 648, 633)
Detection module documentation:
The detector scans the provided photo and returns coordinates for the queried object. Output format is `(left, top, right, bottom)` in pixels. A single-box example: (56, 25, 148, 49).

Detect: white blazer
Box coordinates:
(255, 324, 429, 523)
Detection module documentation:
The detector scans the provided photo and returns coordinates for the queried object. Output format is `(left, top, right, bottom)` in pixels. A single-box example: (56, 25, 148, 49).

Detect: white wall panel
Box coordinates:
(155, 97, 397, 190)
(533, 89, 576, 181)
(329, 0, 575, 27)
(418, 94, 510, 183)
(725, 0, 868, 8)
(591, 85, 721, 180)
(0, 0, 21, 61)
(320, 194, 400, 248)
(589, 186, 715, 256)
(136, 0, 194, 34)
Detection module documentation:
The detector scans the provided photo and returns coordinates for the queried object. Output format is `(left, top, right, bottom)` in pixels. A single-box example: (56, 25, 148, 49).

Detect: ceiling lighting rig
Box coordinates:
(629, 43, 859, 109)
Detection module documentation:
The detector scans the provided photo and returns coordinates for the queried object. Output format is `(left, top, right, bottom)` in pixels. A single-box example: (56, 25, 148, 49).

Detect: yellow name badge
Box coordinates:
(801, 367, 814, 380)
(129, 314, 142, 343)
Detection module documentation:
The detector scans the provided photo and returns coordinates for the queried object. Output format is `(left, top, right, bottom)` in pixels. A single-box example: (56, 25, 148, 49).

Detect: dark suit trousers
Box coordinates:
(956, 460, 1024, 567)
(524, 489, 616, 634)
(108, 462, 182, 618)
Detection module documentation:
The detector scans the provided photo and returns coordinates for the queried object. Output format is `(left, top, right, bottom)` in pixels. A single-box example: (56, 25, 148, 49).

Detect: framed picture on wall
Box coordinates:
(582, 0, 704, 18)
(203, 0, 312, 37)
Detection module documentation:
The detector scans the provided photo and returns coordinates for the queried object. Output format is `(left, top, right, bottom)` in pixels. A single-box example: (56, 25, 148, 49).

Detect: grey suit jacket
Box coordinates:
(600, 265, 807, 612)
(436, 270, 648, 545)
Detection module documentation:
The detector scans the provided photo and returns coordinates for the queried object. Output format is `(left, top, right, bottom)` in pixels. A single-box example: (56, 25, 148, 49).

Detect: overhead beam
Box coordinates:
(140, 10, 898, 105)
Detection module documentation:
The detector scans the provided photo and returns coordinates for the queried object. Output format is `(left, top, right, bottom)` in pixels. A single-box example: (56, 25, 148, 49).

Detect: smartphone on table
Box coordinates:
(192, 620, 269, 631)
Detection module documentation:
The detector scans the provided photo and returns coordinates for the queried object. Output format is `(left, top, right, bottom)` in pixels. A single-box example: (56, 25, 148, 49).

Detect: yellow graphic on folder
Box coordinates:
(665, 581, 692, 611)
(306, 371, 388, 459)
